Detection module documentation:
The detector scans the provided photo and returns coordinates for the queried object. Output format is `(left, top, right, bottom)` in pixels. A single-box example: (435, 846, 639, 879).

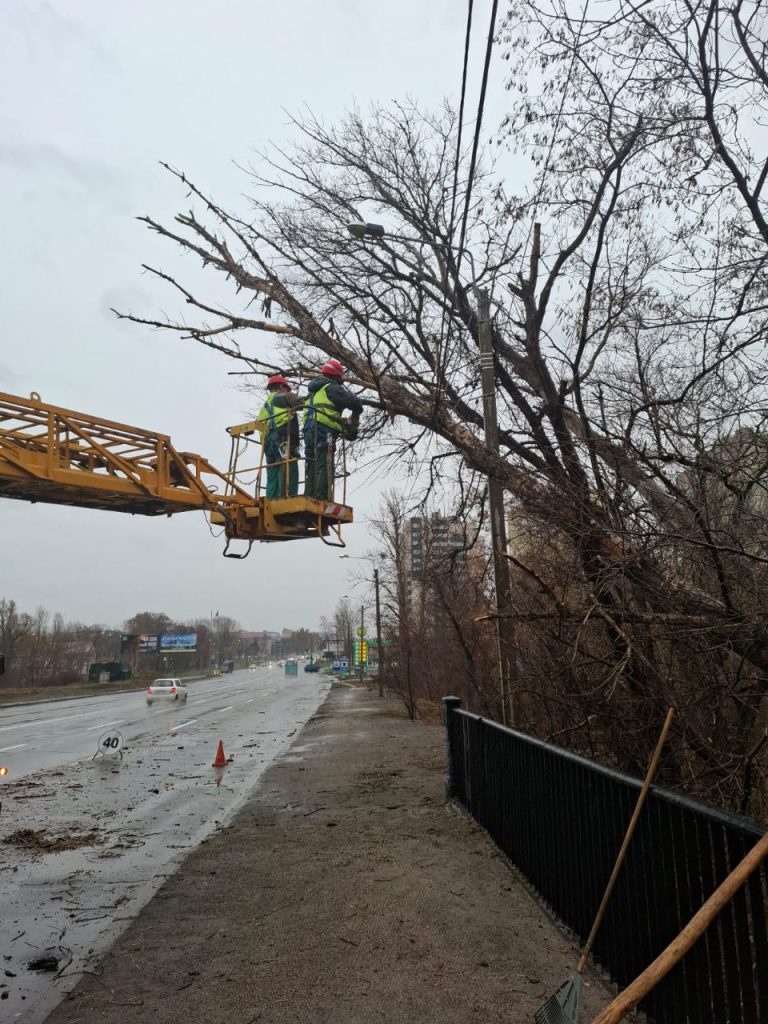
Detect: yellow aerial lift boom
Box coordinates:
(0, 390, 352, 557)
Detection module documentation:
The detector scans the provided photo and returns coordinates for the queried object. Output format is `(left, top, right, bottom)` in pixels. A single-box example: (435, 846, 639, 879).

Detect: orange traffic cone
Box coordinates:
(212, 740, 227, 768)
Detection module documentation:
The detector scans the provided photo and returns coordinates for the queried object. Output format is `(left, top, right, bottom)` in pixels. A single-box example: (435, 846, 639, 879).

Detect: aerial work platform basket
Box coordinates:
(0, 391, 352, 556)
(216, 415, 352, 551)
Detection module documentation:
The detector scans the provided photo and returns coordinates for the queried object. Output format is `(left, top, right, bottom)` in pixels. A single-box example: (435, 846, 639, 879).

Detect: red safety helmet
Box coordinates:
(321, 359, 345, 379)
(267, 374, 290, 390)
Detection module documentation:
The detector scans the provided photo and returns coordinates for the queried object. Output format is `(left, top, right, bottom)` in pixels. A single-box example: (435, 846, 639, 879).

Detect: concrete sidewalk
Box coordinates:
(45, 684, 613, 1024)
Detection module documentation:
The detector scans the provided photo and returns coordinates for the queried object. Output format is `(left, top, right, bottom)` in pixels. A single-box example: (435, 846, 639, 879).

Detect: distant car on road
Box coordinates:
(304, 662, 320, 673)
(146, 678, 188, 705)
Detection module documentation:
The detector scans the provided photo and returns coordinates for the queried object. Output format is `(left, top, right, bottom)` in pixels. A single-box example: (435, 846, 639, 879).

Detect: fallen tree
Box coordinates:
(119, 4, 768, 811)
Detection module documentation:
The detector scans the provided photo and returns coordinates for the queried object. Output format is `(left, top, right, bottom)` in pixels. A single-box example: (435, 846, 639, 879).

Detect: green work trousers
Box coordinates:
(265, 438, 299, 499)
(304, 440, 335, 500)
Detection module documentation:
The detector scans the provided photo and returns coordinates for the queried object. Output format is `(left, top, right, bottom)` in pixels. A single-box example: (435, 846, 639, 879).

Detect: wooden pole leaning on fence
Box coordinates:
(577, 708, 675, 973)
(590, 828, 768, 1024)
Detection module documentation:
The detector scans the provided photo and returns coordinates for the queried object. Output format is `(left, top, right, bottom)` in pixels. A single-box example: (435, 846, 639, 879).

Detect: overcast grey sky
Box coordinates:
(0, 0, 509, 632)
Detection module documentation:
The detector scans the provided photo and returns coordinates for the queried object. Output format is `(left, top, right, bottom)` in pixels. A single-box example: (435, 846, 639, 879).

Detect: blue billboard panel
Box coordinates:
(159, 632, 197, 652)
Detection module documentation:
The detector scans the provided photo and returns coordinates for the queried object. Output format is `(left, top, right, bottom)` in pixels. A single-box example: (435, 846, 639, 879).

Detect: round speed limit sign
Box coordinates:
(96, 729, 124, 758)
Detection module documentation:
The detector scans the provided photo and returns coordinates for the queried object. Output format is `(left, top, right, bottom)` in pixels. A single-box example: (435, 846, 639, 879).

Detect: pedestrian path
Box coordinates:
(45, 684, 613, 1024)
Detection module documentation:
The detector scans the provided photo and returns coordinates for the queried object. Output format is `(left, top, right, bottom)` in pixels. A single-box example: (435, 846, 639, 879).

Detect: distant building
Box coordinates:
(404, 513, 466, 611)
(237, 630, 282, 659)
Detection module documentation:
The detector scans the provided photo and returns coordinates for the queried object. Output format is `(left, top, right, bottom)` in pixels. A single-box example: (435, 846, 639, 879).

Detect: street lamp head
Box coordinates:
(347, 221, 386, 240)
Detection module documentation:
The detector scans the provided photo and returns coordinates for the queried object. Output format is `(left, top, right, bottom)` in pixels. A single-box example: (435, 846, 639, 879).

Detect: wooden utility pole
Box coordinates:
(374, 567, 384, 698)
(477, 286, 516, 726)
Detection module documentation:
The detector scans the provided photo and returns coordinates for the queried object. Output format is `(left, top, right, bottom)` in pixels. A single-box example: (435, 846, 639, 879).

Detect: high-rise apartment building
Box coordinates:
(404, 513, 466, 610)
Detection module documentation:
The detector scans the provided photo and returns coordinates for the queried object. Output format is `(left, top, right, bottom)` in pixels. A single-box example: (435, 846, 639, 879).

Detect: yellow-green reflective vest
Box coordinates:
(303, 383, 343, 432)
(257, 393, 294, 433)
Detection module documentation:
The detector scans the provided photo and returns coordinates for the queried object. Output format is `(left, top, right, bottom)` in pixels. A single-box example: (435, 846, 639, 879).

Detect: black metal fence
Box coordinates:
(443, 697, 768, 1024)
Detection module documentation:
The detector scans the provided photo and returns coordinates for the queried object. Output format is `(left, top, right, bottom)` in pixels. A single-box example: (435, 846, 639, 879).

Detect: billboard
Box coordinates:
(121, 634, 159, 654)
(159, 633, 197, 652)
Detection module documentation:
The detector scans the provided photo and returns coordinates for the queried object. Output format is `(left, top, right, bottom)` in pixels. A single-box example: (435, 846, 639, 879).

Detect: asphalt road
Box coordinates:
(0, 666, 331, 1023)
(0, 668, 300, 777)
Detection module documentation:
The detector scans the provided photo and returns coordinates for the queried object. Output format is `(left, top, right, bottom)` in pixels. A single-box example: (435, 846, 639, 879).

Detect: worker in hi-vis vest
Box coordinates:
(257, 374, 303, 499)
(303, 359, 362, 500)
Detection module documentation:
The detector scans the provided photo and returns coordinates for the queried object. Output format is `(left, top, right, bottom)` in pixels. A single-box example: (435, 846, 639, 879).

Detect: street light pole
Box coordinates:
(477, 289, 516, 727)
(210, 611, 218, 674)
(346, 222, 517, 723)
(340, 554, 384, 696)
(374, 567, 384, 698)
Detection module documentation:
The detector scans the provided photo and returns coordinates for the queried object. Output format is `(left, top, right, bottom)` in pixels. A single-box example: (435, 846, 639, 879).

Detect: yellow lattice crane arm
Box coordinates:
(0, 390, 253, 516)
(0, 391, 352, 556)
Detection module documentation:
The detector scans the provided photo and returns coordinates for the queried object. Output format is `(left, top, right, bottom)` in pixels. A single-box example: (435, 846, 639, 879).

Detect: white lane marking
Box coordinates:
(0, 710, 103, 733)
(217, 706, 234, 712)
(244, 698, 256, 704)
(172, 719, 198, 731)
(0, 742, 27, 752)
(84, 720, 124, 731)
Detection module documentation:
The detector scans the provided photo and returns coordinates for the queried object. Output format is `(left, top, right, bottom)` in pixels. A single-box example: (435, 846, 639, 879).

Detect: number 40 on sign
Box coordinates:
(95, 730, 124, 760)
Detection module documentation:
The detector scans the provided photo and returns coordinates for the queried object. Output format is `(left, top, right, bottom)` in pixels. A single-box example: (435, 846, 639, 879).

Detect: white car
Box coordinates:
(146, 678, 188, 705)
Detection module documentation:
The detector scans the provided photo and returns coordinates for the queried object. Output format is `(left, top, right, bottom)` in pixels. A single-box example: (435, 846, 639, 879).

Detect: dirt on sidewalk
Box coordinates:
(45, 684, 613, 1024)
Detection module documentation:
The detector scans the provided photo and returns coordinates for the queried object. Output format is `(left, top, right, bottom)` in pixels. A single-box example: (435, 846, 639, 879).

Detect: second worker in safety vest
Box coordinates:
(303, 359, 363, 500)
(257, 374, 304, 499)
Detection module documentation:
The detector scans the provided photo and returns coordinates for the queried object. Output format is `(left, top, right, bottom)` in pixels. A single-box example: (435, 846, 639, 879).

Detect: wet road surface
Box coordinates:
(0, 670, 303, 777)
(0, 666, 330, 1023)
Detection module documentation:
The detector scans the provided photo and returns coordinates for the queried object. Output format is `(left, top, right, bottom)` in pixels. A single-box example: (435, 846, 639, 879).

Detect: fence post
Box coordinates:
(443, 695, 461, 800)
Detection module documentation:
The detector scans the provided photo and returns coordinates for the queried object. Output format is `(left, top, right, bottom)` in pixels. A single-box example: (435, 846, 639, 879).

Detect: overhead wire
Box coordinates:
(434, 0, 501, 427)
(446, 0, 501, 426)
(432, 0, 475, 423)
(449, 1, 475, 243)
(456, 0, 500, 280)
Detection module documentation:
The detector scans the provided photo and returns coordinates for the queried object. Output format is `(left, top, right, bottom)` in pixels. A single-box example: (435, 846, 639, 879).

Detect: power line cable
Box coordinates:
(443, 0, 499, 425)
(435, 0, 498, 424)
(456, 0, 500, 279)
(449, 0, 474, 244)
(432, 0, 475, 422)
